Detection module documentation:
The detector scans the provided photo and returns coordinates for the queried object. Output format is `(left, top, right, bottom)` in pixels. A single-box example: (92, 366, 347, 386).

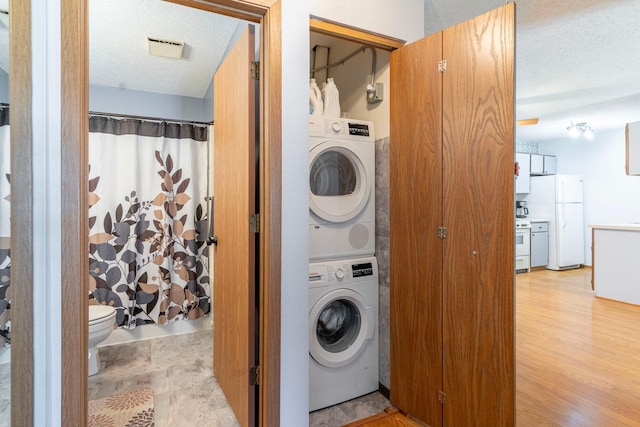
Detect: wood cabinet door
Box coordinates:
(213, 25, 257, 427)
(390, 29, 444, 427)
(441, 3, 515, 425)
(390, 3, 514, 426)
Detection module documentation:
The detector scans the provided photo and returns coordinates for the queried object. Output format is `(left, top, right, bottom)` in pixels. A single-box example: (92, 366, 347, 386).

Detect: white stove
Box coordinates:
(515, 218, 531, 273)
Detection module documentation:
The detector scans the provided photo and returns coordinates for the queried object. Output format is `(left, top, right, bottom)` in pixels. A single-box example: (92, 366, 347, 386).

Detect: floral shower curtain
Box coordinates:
(88, 116, 210, 328)
(0, 108, 9, 346)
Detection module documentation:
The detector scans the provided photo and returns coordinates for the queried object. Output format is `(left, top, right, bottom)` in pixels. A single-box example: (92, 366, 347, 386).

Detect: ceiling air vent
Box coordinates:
(147, 37, 184, 59)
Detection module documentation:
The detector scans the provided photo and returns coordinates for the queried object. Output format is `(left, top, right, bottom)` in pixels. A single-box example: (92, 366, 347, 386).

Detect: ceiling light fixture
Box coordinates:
(566, 121, 594, 139)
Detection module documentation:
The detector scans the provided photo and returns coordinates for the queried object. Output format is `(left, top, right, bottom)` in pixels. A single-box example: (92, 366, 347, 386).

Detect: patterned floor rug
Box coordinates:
(88, 387, 155, 426)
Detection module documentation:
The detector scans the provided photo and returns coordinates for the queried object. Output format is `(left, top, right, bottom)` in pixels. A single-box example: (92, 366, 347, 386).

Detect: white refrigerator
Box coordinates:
(526, 174, 584, 270)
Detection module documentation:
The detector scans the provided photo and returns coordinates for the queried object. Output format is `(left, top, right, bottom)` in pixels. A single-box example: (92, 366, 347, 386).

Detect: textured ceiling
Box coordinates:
(89, 0, 241, 99)
(0, 1, 638, 143)
(424, 0, 640, 142)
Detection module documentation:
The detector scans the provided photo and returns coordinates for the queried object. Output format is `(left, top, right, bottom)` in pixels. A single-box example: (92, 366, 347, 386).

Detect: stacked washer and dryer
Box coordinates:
(308, 117, 379, 411)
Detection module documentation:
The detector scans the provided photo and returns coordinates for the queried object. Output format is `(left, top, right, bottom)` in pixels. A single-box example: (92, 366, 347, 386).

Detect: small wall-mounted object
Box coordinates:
(148, 37, 184, 59)
(366, 83, 383, 104)
(626, 121, 640, 175)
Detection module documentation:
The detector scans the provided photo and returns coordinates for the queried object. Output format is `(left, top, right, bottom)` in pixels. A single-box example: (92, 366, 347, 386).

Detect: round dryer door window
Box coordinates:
(309, 288, 374, 368)
(309, 144, 370, 223)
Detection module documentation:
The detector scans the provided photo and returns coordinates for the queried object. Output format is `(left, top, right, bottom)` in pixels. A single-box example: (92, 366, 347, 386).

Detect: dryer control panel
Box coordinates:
(309, 117, 375, 142)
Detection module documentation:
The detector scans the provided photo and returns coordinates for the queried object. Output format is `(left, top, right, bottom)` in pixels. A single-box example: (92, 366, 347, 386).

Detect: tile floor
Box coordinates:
(0, 362, 9, 427)
(89, 329, 239, 426)
(310, 391, 391, 426)
(90, 329, 391, 426)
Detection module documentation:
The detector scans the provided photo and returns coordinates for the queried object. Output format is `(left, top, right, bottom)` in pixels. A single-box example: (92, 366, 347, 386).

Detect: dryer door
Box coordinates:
(309, 142, 371, 223)
(309, 288, 374, 368)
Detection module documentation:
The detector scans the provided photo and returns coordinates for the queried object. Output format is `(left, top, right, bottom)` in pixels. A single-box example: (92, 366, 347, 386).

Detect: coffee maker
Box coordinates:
(515, 201, 529, 218)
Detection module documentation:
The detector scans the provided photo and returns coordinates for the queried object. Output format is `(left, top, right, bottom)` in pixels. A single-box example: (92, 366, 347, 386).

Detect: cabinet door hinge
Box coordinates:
(438, 226, 447, 239)
(438, 390, 447, 404)
(438, 60, 447, 73)
(251, 61, 260, 80)
(249, 213, 260, 233)
(249, 365, 261, 386)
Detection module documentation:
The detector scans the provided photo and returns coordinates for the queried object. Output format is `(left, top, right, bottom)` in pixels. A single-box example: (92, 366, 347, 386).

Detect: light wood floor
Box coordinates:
(516, 267, 640, 426)
(347, 267, 640, 427)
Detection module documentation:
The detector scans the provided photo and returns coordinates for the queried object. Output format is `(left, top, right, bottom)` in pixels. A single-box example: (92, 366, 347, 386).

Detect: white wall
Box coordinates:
(310, 0, 424, 43)
(280, 0, 310, 424)
(90, 85, 211, 122)
(32, 0, 63, 424)
(538, 129, 640, 265)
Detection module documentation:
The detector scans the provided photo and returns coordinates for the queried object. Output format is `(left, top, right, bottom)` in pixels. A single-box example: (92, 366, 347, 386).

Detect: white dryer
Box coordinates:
(309, 256, 379, 412)
(309, 117, 375, 261)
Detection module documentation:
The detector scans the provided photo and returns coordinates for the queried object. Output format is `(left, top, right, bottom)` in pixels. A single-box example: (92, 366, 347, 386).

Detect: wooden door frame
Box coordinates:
(10, 0, 281, 426)
(10, 2, 34, 426)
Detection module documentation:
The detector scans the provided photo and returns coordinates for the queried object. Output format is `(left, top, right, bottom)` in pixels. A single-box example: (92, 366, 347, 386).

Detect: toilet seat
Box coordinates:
(89, 305, 116, 326)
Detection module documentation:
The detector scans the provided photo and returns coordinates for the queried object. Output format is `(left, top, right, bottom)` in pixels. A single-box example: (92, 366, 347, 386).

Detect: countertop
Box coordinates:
(589, 223, 640, 231)
(528, 218, 549, 223)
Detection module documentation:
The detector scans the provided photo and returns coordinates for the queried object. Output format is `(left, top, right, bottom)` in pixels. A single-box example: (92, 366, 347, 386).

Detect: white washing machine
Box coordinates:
(309, 256, 379, 412)
(309, 117, 375, 261)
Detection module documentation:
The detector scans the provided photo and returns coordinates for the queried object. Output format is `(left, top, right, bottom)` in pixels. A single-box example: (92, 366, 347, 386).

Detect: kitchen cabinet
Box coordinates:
(544, 155, 557, 174)
(626, 121, 640, 175)
(390, 4, 514, 426)
(530, 154, 557, 175)
(516, 152, 531, 194)
(530, 153, 543, 174)
(530, 221, 549, 267)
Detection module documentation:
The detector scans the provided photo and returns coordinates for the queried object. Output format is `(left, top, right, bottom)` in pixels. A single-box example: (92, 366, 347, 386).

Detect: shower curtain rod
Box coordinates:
(0, 104, 211, 126)
(89, 111, 213, 127)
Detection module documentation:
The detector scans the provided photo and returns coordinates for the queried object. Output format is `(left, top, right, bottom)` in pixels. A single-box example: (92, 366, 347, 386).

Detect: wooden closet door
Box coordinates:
(390, 31, 444, 427)
(441, 3, 515, 425)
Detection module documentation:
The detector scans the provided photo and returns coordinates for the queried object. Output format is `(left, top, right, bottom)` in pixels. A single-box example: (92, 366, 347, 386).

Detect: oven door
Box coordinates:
(515, 229, 530, 256)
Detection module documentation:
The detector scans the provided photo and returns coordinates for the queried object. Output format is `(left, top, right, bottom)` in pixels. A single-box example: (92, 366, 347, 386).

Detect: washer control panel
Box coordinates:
(309, 257, 378, 287)
(352, 262, 373, 278)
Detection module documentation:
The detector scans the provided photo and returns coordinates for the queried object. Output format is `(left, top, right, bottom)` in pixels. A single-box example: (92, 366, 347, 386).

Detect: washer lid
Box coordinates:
(89, 305, 116, 324)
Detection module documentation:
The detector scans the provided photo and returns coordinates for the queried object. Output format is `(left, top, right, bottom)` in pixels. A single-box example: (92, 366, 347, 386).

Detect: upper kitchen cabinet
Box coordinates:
(626, 121, 640, 175)
(530, 153, 557, 175)
(544, 155, 557, 174)
(516, 152, 531, 194)
(390, 4, 514, 426)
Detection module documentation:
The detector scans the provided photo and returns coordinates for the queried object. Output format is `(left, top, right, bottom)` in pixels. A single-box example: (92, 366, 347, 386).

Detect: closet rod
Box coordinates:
(310, 45, 377, 85)
(89, 111, 213, 127)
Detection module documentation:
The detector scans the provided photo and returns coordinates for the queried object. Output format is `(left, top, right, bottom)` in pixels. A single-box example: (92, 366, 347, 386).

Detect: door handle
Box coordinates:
(206, 196, 217, 246)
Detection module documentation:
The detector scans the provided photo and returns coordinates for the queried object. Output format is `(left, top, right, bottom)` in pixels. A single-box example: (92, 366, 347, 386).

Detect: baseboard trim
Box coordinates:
(378, 382, 390, 399)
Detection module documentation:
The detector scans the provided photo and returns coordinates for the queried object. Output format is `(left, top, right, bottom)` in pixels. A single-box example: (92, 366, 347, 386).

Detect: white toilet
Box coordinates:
(88, 305, 117, 376)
